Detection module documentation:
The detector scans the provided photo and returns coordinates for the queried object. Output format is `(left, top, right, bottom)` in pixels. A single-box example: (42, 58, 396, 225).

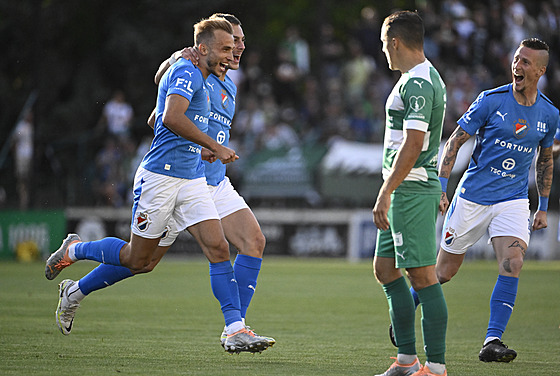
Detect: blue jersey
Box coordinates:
(204, 74, 237, 186)
(141, 59, 210, 179)
(457, 84, 559, 205)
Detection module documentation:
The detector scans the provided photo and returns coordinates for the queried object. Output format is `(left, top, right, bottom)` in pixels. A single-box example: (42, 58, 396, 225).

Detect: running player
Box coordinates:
(436, 38, 557, 363)
(45, 17, 269, 354)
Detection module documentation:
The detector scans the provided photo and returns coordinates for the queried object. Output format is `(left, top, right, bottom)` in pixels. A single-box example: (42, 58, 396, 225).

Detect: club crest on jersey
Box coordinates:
(221, 89, 229, 109)
(136, 212, 151, 232)
(444, 228, 456, 246)
(513, 118, 528, 139)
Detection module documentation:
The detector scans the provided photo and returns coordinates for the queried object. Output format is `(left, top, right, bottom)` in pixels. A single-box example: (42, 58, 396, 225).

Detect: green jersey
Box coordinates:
(382, 59, 446, 193)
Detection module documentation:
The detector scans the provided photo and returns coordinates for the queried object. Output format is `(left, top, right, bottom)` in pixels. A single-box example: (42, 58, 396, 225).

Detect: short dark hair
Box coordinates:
(210, 13, 241, 26)
(520, 38, 550, 67)
(520, 38, 549, 52)
(383, 10, 424, 50)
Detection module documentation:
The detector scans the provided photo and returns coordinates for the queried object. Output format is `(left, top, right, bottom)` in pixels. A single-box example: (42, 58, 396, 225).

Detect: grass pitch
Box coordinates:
(0, 257, 559, 375)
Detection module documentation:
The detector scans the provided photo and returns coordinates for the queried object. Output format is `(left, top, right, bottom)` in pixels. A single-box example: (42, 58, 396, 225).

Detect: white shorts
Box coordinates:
(131, 167, 219, 245)
(208, 176, 249, 218)
(157, 176, 248, 247)
(441, 196, 531, 254)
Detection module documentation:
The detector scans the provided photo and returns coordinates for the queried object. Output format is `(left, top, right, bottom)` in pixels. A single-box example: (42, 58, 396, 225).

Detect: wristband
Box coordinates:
(538, 196, 549, 212)
(439, 177, 448, 192)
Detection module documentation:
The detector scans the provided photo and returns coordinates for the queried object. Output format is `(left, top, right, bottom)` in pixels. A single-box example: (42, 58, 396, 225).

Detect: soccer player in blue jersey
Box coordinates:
(149, 13, 275, 349)
(45, 17, 269, 353)
(373, 11, 448, 376)
(429, 38, 557, 363)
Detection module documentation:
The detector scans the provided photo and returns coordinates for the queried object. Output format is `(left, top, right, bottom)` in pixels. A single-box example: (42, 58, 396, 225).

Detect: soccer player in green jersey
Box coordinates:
(372, 10, 448, 376)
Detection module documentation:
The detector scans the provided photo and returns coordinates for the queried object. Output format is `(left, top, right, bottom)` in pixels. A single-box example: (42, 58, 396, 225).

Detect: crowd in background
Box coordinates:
(7, 0, 560, 209)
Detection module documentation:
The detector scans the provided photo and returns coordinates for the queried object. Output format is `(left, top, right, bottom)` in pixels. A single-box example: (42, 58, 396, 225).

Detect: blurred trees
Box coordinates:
(0, 0, 410, 208)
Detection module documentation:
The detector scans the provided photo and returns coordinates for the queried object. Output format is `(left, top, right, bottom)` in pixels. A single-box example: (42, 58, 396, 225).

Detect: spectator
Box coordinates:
(12, 110, 34, 210)
(96, 90, 134, 142)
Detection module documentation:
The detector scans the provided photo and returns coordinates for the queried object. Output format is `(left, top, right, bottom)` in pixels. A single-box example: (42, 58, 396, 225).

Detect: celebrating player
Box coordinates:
(373, 10, 448, 376)
(148, 13, 275, 349)
(433, 38, 558, 363)
(45, 17, 270, 354)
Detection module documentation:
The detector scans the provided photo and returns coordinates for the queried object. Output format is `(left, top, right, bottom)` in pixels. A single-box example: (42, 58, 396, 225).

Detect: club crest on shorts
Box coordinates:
(136, 212, 150, 232)
(444, 228, 456, 246)
(161, 225, 170, 239)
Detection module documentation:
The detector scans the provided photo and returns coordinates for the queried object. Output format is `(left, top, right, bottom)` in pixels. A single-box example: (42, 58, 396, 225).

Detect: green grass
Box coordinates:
(1, 258, 559, 375)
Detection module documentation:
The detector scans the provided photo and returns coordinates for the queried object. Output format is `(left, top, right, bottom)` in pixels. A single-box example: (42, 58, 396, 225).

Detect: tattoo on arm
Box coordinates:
(439, 127, 471, 179)
(536, 146, 553, 197)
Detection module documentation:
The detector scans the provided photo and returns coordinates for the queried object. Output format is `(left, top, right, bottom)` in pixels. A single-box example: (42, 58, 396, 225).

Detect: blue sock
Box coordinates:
(486, 275, 518, 340)
(74, 237, 126, 266)
(78, 264, 134, 295)
(410, 286, 420, 308)
(209, 261, 242, 326)
(233, 254, 262, 319)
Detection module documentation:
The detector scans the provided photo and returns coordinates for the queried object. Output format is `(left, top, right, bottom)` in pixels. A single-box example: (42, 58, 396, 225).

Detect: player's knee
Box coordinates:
(436, 268, 454, 284)
(502, 257, 524, 276)
(135, 261, 157, 274)
(244, 231, 266, 257)
(205, 238, 230, 261)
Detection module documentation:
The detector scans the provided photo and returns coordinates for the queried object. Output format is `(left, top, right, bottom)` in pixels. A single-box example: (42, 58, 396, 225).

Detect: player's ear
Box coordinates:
(198, 43, 208, 55)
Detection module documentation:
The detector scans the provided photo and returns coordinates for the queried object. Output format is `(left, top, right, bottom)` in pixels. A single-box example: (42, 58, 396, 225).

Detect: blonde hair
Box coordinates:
(194, 17, 233, 47)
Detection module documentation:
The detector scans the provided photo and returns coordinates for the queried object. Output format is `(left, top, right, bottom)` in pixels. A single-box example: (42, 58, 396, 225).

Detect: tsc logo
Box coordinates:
(136, 212, 151, 232)
(217, 130, 226, 144)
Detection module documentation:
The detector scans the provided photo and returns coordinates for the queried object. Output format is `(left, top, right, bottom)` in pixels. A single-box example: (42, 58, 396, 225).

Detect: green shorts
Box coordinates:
(375, 191, 439, 268)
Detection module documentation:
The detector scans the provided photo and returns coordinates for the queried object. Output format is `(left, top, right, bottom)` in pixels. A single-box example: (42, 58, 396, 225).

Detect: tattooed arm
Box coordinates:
(438, 125, 472, 214)
(532, 145, 553, 230)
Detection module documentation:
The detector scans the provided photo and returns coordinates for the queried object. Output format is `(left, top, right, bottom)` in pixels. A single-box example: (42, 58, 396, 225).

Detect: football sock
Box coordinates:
(382, 276, 416, 355)
(233, 254, 262, 318)
(225, 321, 245, 335)
(209, 261, 242, 327)
(66, 281, 86, 303)
(409, 286, 420, 308)
(417, 283, 447, 365)
(72, 237, 126, 266)
(486, 275, 518, 341)
(396, 354, 418, 365)
(425, 361, 446, 374)
(77, 264, 134, 296)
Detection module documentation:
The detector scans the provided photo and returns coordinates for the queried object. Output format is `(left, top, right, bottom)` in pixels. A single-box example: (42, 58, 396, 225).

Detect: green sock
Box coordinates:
(382, 276, 416, 355)
(417, 283, 448, 364)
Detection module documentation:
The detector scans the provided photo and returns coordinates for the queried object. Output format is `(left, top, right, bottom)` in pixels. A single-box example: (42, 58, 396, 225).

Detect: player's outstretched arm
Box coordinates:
(154, 50, 182, 85)
(154, 48, 200, 86)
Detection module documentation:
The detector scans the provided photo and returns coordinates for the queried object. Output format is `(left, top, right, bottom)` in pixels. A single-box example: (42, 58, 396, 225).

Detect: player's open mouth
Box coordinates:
(220, 62, 229, 71)
(514, 73, 524, 83)
(233, 55, 240, 63)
